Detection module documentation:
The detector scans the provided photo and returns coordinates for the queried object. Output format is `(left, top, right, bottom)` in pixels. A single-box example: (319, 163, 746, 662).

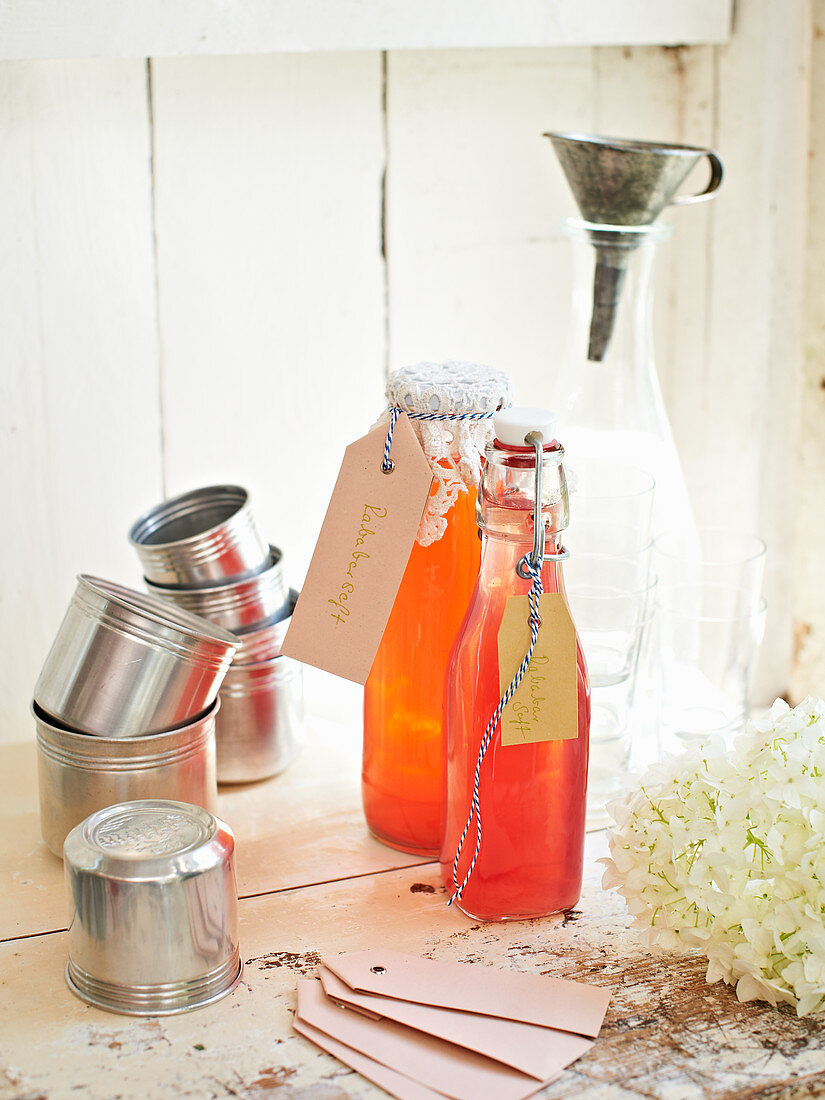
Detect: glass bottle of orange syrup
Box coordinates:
(440, 407, 591, 919)
(363, 363, 512, 856)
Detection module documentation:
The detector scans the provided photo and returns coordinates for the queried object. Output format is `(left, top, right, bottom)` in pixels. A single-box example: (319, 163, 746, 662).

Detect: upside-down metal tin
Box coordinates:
(35, 699, 219, 856)
(63, 799, 241, 1015)
(34, 575, 238, 738)
(216, 654, 304, 784)
(129, 485, 270, 587)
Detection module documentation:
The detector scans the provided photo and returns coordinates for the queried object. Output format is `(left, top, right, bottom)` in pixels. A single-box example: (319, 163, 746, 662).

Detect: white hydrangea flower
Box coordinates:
(602, 697, 825, 1016)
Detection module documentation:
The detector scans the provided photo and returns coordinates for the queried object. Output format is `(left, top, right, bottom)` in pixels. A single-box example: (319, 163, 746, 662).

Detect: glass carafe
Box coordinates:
(553, 218, 697, 544)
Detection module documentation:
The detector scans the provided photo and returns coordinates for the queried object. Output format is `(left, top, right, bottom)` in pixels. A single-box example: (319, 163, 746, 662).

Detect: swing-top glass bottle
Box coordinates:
(440, 408, 591, 921)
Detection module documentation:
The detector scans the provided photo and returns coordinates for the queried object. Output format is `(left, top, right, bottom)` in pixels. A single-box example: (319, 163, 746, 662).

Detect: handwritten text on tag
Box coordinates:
(497, 593, 578, 746)
(281, 414, 433, 684)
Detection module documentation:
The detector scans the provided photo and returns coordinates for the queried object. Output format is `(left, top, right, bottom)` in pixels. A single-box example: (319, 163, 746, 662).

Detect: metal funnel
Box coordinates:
(546, 132, 722, 360)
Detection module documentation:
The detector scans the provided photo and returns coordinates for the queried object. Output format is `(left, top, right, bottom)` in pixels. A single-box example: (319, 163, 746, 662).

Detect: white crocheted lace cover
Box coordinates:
(383, 361, 512, 547)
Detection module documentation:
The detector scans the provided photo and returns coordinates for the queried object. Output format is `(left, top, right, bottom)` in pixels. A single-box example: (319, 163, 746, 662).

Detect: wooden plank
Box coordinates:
(791, 0, 825, 698)
(0, 59, 163, 747)
(704, 0, 811, 703)
(2, 834, 825, 1099)
(149, 52, 386, 581)
(0, 2, 734, 61)
(385, 47, 597, 394)
(0, 707, 427, 942)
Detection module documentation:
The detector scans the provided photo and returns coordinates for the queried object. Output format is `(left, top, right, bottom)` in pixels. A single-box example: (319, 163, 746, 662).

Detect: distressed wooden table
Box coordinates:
(2, 709, 824, 1100)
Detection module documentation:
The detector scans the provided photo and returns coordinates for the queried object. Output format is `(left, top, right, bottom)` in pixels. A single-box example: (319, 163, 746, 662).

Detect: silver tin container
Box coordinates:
(129, 485, 269, 587)
(217, 655, 304, 784)
(34, 575, 238, 738)
(35, 699, 219, 857)
(232, 589, 297, 663)
(145, 548, 289, 633)
(64, 799, 241, 1016)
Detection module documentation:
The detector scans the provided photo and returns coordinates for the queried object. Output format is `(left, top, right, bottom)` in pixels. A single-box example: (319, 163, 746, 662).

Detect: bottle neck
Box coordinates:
(477, 533, 567, 598)
(477, 440, 569, 546)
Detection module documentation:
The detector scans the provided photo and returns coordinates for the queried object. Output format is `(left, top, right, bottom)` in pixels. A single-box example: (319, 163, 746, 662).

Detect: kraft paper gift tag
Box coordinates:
(281, 414, 433, 684)
(296, 979, 558, 1100)
(322, 949, 610, 1038)
(292, 1017, 442, 1100)
(498, 592, 579, 746)
(318, 964, 593, 1081)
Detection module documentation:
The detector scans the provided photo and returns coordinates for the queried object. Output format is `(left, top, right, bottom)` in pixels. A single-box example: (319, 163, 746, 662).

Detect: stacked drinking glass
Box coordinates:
(564, 453, 768, 828)
(654, 529, 767, 753)
(564, 459, 657, 828)
(129, 485, 304, 785)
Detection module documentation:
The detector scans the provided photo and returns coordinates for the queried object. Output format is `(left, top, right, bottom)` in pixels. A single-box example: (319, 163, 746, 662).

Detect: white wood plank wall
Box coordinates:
(0, 0, 818, 743)
(794, 0, 825, 699)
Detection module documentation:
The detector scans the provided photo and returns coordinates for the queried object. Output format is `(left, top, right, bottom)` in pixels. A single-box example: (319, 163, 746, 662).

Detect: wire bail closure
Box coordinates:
(516, 432, 547, 579)
(514, 434, 569, 576)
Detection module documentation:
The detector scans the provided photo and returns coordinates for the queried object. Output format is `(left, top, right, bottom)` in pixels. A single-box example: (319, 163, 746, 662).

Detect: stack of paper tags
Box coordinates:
(292, 949, 611, 1099)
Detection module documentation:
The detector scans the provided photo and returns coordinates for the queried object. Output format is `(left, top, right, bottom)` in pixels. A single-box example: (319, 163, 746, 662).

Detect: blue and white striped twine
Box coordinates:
(381, 406, 498, 472)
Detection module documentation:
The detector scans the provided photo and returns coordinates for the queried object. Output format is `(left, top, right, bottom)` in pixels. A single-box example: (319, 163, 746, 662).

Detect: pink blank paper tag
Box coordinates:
(296, 979, 557, 1100)
(322, 949, 610, 1038)
(293, 1017, 442, 1100)
(318, 964, 593, 1081)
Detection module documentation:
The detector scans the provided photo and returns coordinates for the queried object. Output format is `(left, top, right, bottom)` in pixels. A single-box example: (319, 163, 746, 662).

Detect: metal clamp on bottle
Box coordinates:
(515, 433, 569, 579)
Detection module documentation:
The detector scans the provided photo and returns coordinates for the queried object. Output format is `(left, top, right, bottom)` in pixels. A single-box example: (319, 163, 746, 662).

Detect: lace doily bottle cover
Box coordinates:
(384, 362, 512, 547)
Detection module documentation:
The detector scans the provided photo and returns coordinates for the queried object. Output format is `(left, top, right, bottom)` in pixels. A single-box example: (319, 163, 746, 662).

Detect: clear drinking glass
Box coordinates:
(566, 571, 657, 688)
(654, 529, 766, 612)
(566, 569, 657, 828)
(584, 607, 656, 828)
(659, 583, 768, 750)
(565, 546, 654, 606)
(563, 460, 656, 827)
(566, 459, 655, 546)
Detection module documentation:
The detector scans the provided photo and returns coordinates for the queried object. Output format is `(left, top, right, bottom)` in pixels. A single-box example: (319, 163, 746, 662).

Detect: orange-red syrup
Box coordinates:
(363, 485, 480, 856)
(440, 530, 590, 920)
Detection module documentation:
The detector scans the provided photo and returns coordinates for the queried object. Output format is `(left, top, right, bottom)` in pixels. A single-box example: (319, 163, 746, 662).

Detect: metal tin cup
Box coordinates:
(217, 655, 304, 784)
(232, 590, 297, 663)
(35, 699, 219, 857)
(145, 547, 289, 633)
(34, 575, 238, 738)
(64, 799, 241, 1015)
(129, 485, 270, 587)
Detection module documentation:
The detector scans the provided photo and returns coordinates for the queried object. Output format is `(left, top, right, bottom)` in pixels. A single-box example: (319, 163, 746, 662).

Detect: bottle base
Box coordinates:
(441, 865, 582, 921)
(451, 900, 580, 922)
(367, 827, 438, 859)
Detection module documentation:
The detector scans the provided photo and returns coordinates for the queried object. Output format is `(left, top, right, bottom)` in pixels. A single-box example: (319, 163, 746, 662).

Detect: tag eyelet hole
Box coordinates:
(381, 462, 395, 475)
(370, 965, 386, 974)
(516, 557, 532, 579)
